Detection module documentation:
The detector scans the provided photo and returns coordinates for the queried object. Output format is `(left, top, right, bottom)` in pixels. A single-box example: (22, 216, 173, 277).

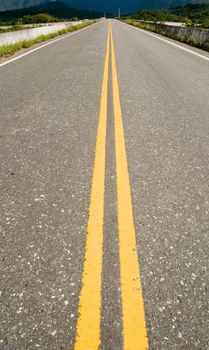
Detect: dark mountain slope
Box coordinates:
(125, 3, 209, 27)
(0, 0, 209, 13)
(0, 1, 103, 20)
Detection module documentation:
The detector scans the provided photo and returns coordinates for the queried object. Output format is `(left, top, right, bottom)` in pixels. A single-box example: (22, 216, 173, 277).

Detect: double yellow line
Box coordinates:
(74, 25, 148, 350)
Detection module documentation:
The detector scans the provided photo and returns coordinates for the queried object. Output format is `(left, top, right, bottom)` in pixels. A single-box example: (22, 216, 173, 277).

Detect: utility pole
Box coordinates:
(118, 8, 121, 19)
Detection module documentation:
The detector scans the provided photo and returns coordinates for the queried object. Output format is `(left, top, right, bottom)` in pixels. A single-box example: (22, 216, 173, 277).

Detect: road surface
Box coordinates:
(0, 19, 209, 350)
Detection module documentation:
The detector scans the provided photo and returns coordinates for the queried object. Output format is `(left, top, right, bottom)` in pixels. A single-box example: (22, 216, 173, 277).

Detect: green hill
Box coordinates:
(124, 3, 209, 27)
(0, 1, 103, 23)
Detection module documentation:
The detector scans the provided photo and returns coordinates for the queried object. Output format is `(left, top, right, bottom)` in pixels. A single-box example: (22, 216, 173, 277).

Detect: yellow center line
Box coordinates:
(110, 26, 149, 350)
(74, 22, 148, 350)
(74, 27, 110, 350)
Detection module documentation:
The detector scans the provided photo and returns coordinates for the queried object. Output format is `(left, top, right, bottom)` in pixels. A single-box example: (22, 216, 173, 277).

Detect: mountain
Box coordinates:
(127, 2, 209, 26)
(0, 0, 209, 13)
(0, 1, 103, 20)
(62, 0, 209, 13)
(136, 0, 209, 11)
(0, 1, 41, 12)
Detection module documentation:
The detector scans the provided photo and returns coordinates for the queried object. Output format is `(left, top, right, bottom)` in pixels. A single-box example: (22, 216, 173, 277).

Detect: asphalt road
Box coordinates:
(0, 19, 209, 350)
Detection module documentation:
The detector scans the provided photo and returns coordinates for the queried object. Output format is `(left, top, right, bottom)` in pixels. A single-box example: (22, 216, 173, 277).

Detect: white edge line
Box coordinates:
(120, 20, 209, 62)
(0, 21, 101, 68)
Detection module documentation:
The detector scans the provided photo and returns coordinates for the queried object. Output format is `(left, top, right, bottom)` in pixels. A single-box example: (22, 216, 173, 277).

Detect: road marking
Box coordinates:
(0, 21, 100, 68)
(110, 27, 149, 350)
(74, 27, 110, 350)
(122, 20, 209, 62)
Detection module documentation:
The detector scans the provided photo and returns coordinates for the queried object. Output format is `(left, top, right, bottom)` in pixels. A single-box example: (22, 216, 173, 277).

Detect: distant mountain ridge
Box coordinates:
(0, 0, 209, 13)
(0, 1, 103, 20)
(127, 2, 209, 27)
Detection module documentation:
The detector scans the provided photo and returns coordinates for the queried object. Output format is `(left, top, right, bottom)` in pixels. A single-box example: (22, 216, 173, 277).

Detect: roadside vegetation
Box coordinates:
(123, 19, 209, 52)
(0, 25, 33, 33)
(122, 3, 209, 28)
(21, 13, 61, 24)
(0, 13, 81, 33)
(0, 1, 103, 23)
(0, 21, 94, 58)
(122, 3, 209, 52)
(0, 13, 77, 28)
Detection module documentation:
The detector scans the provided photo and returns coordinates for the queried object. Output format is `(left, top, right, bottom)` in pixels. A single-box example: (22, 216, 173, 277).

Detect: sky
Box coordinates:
(0, 0, 141, 13)
(0, 0, 208, 13)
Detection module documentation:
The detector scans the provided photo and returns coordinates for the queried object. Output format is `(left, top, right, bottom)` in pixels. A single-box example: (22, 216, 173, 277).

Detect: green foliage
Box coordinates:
(0, 21, 94, 58)
(22, 13, 60, 24)
(123, 3, 209, 28)
(128, 9, 187, 22)
(201, 16, 209, 28)
(124, 19, 209, 52)
(0, 2, 102, 22)
(0, 25, 31, 33)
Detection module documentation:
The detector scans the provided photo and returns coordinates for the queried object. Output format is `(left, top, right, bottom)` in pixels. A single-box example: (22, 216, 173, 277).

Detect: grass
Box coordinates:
(0, 21, 94, 58)
(122, 4, 209, 29)
(123, 19, 209, 52)
(0, 25, 34, 33)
